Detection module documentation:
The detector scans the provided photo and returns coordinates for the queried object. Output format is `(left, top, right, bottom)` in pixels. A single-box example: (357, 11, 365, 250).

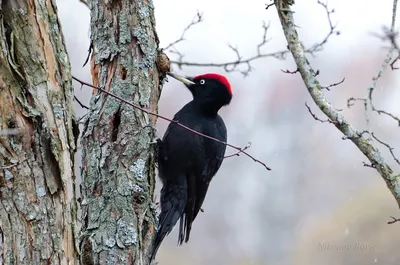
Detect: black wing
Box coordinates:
(182, 116, 227, 243)
(179, 157, 224, 244)
(193, 156, 224, 221)
(160, 109, 207, 245)
(178, 171, 196, 245)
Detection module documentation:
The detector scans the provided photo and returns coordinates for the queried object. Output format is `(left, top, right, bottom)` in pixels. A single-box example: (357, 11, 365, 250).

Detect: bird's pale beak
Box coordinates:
(167, 72, 195, 86)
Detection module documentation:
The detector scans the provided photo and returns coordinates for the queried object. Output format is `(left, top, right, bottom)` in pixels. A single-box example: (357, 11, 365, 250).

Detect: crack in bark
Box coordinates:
(0, 0, 78, 263)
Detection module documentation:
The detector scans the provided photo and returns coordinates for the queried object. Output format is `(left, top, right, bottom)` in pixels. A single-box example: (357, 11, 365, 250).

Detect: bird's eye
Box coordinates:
(199, 79, 205, 85)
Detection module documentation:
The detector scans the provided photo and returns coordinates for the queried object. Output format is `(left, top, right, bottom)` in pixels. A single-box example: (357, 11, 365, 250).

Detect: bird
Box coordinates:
(150, 72, 232, 262)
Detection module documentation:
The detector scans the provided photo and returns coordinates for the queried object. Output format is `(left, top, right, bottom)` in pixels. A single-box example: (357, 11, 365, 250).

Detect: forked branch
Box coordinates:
(275, 0, 400, 208)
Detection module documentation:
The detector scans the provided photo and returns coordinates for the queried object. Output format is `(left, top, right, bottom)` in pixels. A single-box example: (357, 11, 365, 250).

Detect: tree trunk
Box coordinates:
(79, 0, 161, 264)
(0, 0, 79, 264)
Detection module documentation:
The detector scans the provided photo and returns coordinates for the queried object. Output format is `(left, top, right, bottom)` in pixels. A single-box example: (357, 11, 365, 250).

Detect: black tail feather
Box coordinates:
(150, 182, 187, 262)
(182, 173, 196, 244)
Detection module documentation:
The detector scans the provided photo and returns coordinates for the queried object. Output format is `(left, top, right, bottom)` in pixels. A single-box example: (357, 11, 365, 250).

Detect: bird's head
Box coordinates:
(167, 72, 232, 114)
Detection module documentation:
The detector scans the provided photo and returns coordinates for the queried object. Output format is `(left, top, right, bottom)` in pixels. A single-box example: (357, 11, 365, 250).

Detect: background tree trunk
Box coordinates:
(79, 0, 161, 264)
(0, 0, 79, 264)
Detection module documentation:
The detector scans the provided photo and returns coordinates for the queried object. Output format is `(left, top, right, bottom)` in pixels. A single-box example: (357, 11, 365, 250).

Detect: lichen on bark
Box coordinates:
(0, 0, 79, 264)
(79, 0, 161, 264)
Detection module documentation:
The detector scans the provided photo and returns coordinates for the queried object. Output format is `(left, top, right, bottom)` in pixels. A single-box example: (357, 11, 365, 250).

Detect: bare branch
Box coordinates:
(82, 42, 93, 67)
(169, 21, 282, 76)
(168, 48, 185, 70)
(321, 77, 345, 91)
(265, 1, 275, 10)
(0, 162, 18, 169)
(347, 97, 366, 108)
(374, 109, 400, 126)
(362, 161, 376, 169)
(228, 44, 242, 61)
(72, 76, 272, 171)
(169, 4, 339, 77)
(163, 11, 203, 51)
(367, 56, 400, 125)
(388, 216, 400, 224)
(79, 0, 89, 8)
(367, 49, 396, 116)
(349, 33, 400, 127)
(281, 68, 299, 74)
(389, 0, 399, 70)
(305, 102, 339, 125)
(74, 95, 89, 110)
(374, 0, 399, 69)
(170, 49, 285, 77)
(371, 27, 399, 69)
(257, 21, 272, 55)
(371, 133, 400, 166)
(346, 0, 400, 162)
(391, 0, 398, 30)
(365, 10, 400, 126)
(276, 0, 400, 207)
(306, 0, 341, 56)
(224, 142, 251, 159)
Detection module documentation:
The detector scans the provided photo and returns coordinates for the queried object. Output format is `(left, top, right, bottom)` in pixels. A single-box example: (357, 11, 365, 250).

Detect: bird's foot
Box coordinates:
(143, 124, 157, 131)
(149, 138, 162, 145)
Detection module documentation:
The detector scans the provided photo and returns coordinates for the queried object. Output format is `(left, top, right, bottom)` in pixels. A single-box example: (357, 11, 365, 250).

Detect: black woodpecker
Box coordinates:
(150, 72, 232, 262)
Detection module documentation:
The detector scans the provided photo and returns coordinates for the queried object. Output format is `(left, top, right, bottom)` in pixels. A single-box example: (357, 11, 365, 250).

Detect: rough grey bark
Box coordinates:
(79, 0, 161, 264)
(0, 0, 79, 264)
(275, 0, 400, 207)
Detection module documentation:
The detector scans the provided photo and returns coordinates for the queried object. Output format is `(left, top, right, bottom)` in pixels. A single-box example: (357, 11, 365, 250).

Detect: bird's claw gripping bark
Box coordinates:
(143, 124, 157, 131)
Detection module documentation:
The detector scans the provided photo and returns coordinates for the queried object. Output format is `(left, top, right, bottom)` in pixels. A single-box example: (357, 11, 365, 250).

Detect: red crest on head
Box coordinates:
(193, 73, 232, 95)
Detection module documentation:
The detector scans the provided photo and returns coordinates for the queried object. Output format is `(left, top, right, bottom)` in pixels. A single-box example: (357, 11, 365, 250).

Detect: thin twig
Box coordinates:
(348, 0, 400, 133)
(305, 102, 339, 125)
(83, 42, 93, 67)
(366, 49, 400, 126)
(170, 21, 276, 77)
(163, 11, 203, 51)
(367, 49, 395, 122)
(79, 0, 89, 8)
(389, 0, 399, 69)
(72, 76, 272, 171)
(307, 1, 340, 56)
(224, 142, 251, 159)
(374, 109, 400, 126)
(281, 68, 299, 74)
(391, 0, 398, 30)
(170, 49, 287, 76)
(170, 1, 339, 77)
(257, 21, 272, 56)
(321, 77, 345, 91)
(362, 162, 376, 168)
(74, 95, 89, 110)
(265, 1, 275, 10)
(371, 133, 400, 165)
(347, 97, 367, 108)
(0, 162, 18, 169)
(388, 216, 400, 224)
(276, 0, 400, 207)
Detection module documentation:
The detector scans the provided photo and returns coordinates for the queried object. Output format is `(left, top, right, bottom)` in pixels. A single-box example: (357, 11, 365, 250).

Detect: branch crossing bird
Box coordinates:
(150, 72, 232, 262)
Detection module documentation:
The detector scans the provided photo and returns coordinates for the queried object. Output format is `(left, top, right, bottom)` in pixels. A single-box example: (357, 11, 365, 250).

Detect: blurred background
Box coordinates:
(57, 0, 400, 264)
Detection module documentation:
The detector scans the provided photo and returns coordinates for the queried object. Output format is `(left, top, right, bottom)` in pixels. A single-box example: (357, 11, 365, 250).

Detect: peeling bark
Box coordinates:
(0, 0, 79, 264)
(79, 0, 161, 264)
